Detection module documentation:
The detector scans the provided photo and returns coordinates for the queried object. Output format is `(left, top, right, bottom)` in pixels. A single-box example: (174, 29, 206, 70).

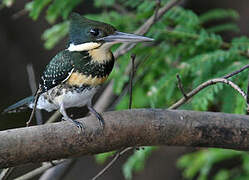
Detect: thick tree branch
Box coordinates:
(1, 109, 249, 168)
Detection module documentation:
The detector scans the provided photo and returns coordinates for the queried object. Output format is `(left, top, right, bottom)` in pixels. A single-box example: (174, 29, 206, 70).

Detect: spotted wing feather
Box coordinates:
(39, 50, 74, 93)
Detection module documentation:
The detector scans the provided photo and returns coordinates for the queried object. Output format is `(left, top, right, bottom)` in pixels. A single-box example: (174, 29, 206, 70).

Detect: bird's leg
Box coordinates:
(87, 102, 105, 128)
(59, 103, 84, 132)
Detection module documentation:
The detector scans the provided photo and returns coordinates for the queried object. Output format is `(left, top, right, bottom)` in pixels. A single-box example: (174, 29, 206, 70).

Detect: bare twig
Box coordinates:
(12, 9, 28, 19)
(129, 54, 136, 109)
(170, 78, 246, 109)
(91, 147, 133, 180)
(26, 88, 42, 127)
(26, 64, 43, 125)
(153, 0, 161, 22)
(39, 159, 76, 180)
(0, 167, 14, 180)
(246, 73, 249, 114)
(223, 64, 249, 79)
(114, 0, 180, 58)
(46, 110, 61, 124)
(113, 3, 128, 14)
(14, 160, 65, 180)
(176, 74, 187, 99)
(172, 64, 249, 110)
(26, 64, 37, 95)
(108, 56, 150, 110)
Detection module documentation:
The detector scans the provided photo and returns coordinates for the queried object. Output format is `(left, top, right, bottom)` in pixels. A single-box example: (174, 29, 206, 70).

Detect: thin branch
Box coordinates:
(39, 159, 76, 180)
(129, 54, 136, 109)
(114, 0, 180, 58)
(247, 72, 249, 114)
(171, 64, 249, 110)
(108, 56, 150, 110)
(223, 64, 249, 79)
(2, 109, 249, 168)
(26, 64, 43, 125)
(112, 3, 129, 14)
(12, 9, 28, 19)
(46, 110, 61, 124)
(176, 74, 187, 99)
(0, 167, 14, 180)
(26, 64, 37, 95)
(14, 160, 65, 180)
(91, 147, 133, 180)
(153, 0, 161, 22)
(26, 88, 42, 127)
(169, 78, 246, 109)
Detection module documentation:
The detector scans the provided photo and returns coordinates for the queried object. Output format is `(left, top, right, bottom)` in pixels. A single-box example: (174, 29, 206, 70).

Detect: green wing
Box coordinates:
(39, 50, 74, 93)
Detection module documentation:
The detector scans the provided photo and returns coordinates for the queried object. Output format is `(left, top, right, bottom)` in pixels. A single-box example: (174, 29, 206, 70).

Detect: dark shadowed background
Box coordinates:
(0, 0, 249, 179)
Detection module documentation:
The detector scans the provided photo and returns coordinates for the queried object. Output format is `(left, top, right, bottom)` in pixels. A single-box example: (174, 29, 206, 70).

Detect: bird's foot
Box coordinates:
(87, 106, 105, 128)
(95, 112, 105, 128)
(62, 116, 85, 134)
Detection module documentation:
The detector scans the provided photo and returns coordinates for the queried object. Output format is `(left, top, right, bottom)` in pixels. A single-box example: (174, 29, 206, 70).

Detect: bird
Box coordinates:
(3, 12, 154, 131)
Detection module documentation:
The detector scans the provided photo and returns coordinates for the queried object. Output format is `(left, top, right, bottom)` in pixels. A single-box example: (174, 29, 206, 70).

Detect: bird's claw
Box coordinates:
(74, 120, 84, 130)
(87, 105, 105, 129)
(96, 113, 105, 128)
(62, 117, 85, 134)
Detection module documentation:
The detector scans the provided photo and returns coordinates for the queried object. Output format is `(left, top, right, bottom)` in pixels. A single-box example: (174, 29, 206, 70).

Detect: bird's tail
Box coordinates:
(3, 96, 34, 114)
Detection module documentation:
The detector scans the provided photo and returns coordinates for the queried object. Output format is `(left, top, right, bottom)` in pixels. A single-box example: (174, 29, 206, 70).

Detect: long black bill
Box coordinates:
(98, 31, 154, 43)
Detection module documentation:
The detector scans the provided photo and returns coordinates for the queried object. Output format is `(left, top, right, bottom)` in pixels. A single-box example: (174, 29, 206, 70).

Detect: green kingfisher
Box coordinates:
(3, 13, 153, 130)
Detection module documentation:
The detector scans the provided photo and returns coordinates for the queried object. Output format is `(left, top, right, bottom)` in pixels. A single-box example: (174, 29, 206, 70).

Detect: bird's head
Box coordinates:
(68, 13, 154, 52)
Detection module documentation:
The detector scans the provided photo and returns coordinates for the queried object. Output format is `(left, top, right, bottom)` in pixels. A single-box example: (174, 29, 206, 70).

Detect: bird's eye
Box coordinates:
(90, 28, 100, 36)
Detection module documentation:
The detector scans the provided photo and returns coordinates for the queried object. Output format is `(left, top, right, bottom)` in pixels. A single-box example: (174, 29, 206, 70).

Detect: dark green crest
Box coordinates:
(69, 13, 116, 45)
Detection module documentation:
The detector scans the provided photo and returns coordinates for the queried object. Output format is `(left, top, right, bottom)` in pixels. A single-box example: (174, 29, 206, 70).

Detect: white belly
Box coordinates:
(31, 86, 98, 112)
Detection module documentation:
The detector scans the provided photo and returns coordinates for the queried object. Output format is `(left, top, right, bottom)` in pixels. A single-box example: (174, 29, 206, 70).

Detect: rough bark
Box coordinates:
(1, 109, 249, 168)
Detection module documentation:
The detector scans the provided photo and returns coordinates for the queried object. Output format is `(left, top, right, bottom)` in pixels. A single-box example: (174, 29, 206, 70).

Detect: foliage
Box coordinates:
(177, 149, 249, 180)
(122, 147, 157, 180)
(42, 21, 69, 49)
(2, 0, 249, 179)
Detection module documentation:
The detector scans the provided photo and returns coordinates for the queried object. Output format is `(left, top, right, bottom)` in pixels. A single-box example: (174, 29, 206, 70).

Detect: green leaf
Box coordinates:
(178, 149, 242, 179)
(214, 169, 230, 180)
(94, 0, 115, 7)
(207, 23, 239, 33)
(122, 147, 157, 180)
(46, 0, 82, 24)
(199, 9, 239, 24)
(28, 0, 52, 20)
(95, 151, 116, 164)
(42, 21, 69, 49)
